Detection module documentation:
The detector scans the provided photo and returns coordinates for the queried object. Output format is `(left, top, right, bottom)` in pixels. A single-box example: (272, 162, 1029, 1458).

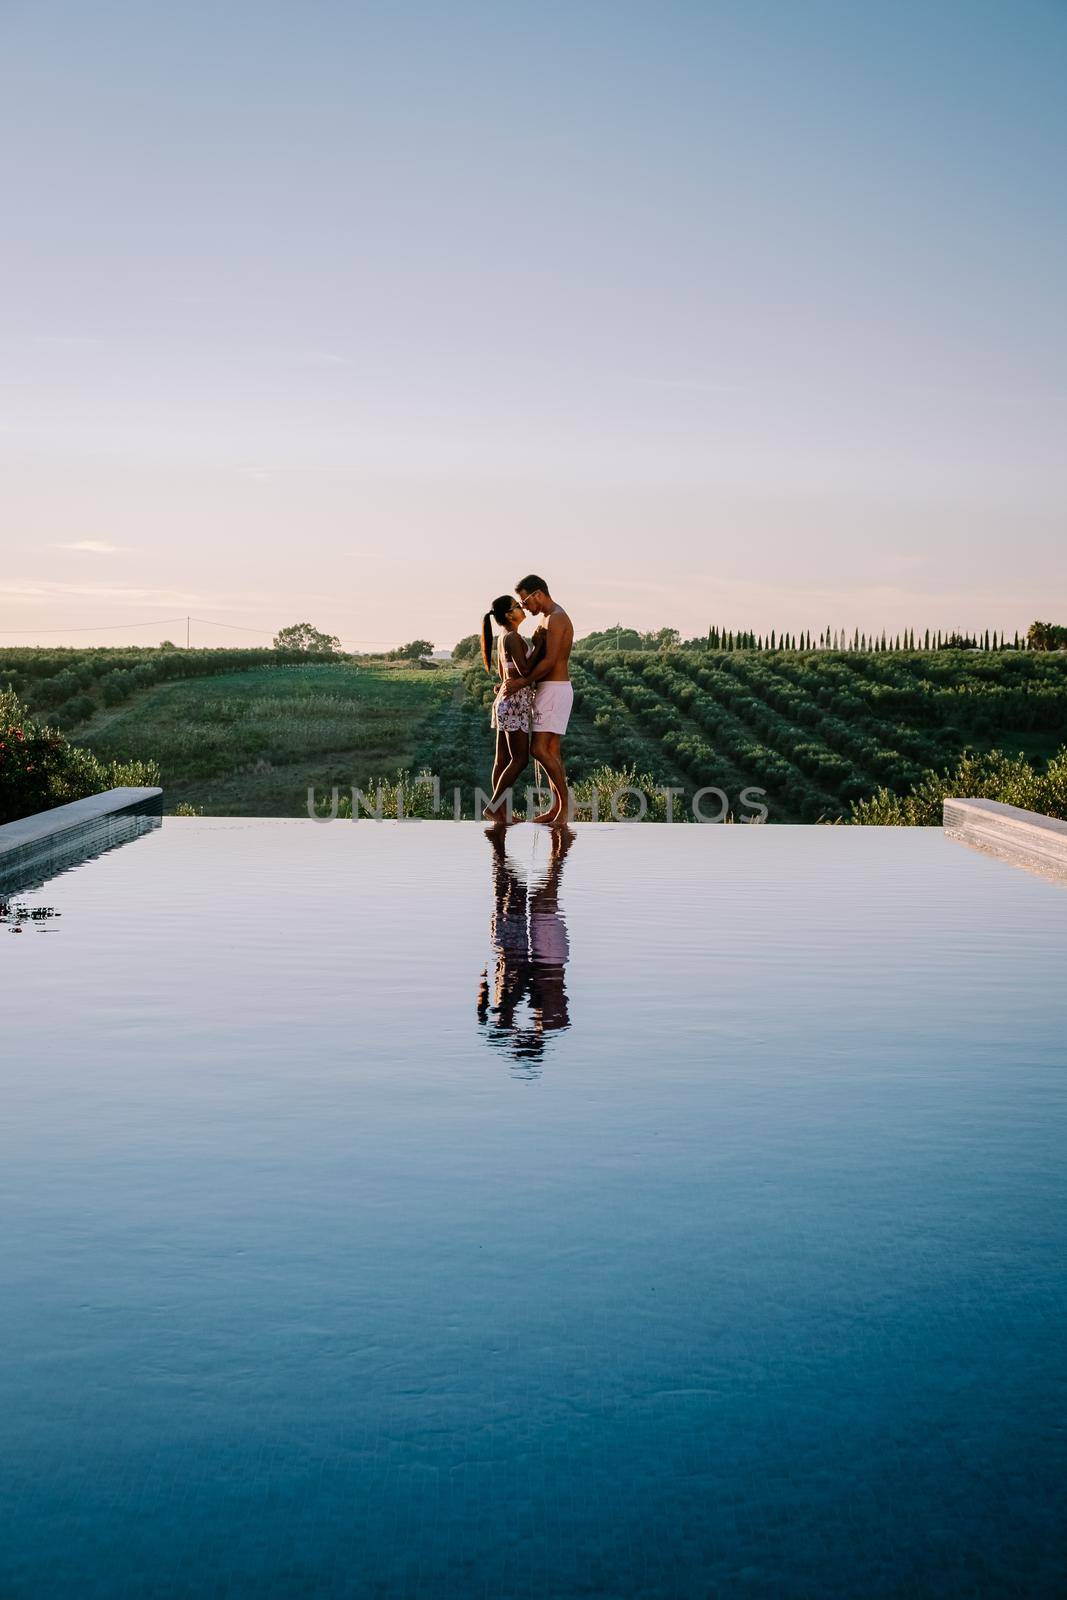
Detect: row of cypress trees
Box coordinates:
(704, 627, 1024, 652)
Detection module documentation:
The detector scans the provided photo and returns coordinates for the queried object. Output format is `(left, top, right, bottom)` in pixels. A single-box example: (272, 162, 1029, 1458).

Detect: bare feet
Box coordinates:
(532, 808, 562, 825)
(483, 804, 508, 824)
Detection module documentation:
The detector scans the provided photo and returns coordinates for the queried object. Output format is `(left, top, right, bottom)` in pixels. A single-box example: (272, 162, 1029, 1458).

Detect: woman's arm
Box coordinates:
(503, 616, 563, 693)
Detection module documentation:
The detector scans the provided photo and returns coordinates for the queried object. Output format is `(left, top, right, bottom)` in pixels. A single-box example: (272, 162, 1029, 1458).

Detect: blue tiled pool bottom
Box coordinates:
(3, 820, 1066, 1597)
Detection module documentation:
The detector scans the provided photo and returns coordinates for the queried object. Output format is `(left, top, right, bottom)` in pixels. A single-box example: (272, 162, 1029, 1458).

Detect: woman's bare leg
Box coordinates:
(484, 731, 530, 820)
(490, 730, 508, 795)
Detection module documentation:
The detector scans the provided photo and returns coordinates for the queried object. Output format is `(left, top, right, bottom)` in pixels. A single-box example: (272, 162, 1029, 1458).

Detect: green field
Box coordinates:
(73, 661, 460, 815)
(3, 645, 1066, 821)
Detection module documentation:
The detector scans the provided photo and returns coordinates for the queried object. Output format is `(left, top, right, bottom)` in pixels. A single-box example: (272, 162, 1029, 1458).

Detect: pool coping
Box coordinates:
(0, 787, 163, 894)
(943, 796, 1067, 882)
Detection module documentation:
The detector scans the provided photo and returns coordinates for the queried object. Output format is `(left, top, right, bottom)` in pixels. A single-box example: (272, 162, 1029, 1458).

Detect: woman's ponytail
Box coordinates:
(482, 595, 517, 674)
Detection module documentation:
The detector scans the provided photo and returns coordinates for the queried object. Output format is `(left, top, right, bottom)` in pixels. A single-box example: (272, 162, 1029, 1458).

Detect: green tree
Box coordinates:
(1027, 621, 1067, 651)
(273, 622, 341, 654)
(452, 633, 480, 661)
(387, 639, 435, 661)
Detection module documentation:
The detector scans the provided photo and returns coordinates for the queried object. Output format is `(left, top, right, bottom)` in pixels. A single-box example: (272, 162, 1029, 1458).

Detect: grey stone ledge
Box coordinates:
(943, 796, 1067, 882)
(0, 787, 163, 895)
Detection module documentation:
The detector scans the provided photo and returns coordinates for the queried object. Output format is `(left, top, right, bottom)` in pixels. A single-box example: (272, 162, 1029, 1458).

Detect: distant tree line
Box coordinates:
(571, 621, 1066, 655)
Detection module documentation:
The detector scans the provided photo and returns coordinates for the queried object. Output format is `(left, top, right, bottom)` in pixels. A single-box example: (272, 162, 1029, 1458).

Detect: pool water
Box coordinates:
(3, 819, 1065, 1597)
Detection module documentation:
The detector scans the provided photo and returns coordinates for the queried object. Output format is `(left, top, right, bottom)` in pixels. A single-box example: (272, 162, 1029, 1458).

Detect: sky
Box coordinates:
(1, 0, 1065, 650)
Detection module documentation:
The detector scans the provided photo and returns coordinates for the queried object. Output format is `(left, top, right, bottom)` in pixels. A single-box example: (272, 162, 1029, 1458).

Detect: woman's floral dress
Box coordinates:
(491, 636, 536, 733)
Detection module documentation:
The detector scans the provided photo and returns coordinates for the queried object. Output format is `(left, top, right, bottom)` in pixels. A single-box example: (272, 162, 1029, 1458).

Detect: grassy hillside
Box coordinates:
(3, 645, 1066, 821)
(72, 660, 458, 815)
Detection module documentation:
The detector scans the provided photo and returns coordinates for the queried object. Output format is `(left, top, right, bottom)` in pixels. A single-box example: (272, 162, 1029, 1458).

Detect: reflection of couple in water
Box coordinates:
(477, 824, 574, 1066)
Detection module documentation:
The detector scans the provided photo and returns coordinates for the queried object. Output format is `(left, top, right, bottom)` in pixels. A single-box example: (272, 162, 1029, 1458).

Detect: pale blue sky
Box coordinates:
(2, 0, 1064, 648)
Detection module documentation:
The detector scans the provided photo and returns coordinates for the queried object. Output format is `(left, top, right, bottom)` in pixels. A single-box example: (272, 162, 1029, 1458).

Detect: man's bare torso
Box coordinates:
(532, 605, 573, 681)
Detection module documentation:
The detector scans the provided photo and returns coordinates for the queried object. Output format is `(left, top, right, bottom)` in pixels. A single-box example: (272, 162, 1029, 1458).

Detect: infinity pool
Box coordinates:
(3, 819, 1065, 1597)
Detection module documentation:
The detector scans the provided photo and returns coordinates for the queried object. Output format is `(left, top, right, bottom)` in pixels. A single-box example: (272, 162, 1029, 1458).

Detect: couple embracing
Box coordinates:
(480, 575, 574, 826)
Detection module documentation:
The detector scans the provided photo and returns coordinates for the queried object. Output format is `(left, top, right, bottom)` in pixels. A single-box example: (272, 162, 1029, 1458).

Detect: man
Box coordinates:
(502, 574, 574, 825)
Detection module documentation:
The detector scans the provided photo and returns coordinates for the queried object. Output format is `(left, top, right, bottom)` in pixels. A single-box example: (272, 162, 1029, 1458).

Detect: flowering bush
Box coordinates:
(0, 689, 160, 825)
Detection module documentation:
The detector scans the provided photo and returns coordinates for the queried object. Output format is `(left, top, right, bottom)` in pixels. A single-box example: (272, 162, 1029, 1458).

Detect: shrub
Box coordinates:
(850, 746, 1067, 826)
(0, 690, 160, 824)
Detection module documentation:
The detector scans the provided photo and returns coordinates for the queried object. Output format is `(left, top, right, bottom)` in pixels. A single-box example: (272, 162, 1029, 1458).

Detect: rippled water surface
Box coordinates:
(3, 819, 1066, 1597)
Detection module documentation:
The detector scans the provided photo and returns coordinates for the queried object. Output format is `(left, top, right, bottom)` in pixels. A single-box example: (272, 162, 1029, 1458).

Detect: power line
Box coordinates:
(0, 612, 406, 647)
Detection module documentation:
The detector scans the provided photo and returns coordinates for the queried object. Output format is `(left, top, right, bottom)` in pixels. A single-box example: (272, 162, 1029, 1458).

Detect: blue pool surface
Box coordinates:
(3, 818, 1066, 1597)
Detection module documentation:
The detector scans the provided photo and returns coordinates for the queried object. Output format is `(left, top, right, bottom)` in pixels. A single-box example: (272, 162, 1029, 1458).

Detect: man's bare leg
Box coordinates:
(530, 732, 568, 824)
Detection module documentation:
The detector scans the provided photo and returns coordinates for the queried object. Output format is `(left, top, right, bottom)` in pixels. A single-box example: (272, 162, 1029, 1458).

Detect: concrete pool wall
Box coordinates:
(0, 786, 163, 896)
(944, 796, 1067, 882)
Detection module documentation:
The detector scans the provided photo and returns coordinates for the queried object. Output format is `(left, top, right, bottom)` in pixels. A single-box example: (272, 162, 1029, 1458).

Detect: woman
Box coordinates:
(481, 595, 536, 822)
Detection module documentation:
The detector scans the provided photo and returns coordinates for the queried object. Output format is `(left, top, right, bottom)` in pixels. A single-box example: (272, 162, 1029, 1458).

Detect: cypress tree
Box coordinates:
(924, 628, 930, 650)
